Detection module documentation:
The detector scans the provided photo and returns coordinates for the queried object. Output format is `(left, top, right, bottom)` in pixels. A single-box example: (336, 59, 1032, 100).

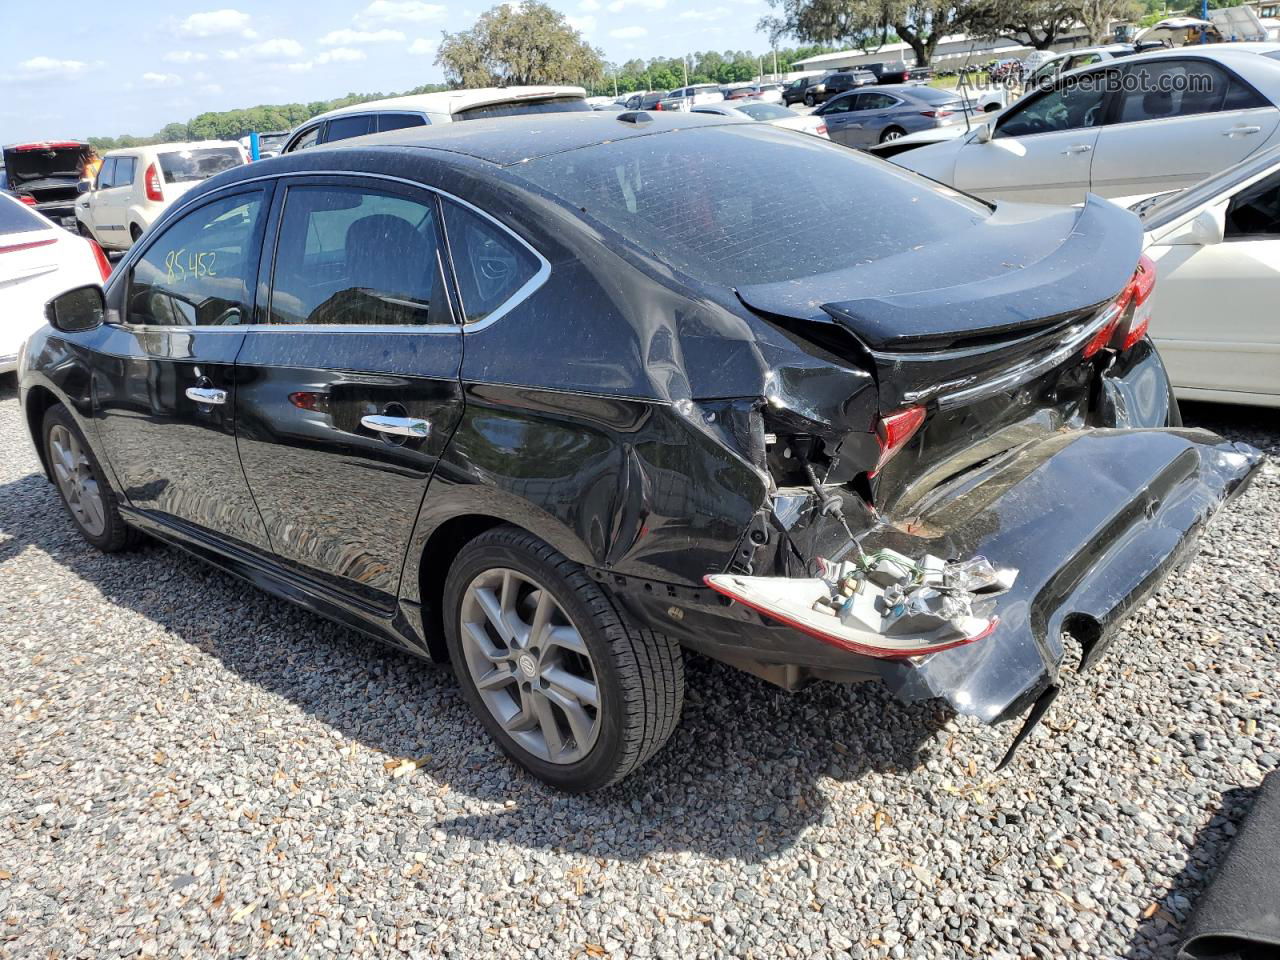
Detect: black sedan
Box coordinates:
(19, 112, 1261, 791)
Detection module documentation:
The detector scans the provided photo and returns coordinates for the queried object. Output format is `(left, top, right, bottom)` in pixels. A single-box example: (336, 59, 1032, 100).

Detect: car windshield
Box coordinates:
(515, 124, 990, 286)
(0, 194, 49, 235)
(455, 97, 591, 120)
(157, 147, 243, 183)
(735, 102, 794, 121)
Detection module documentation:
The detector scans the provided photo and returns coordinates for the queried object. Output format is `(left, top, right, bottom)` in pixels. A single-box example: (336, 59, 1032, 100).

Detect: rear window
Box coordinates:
(455, 97, 590, 121)
(515, 124, 989, 286)
(158, 147, 243, 184)
(912, 86, 966, 104)
(0, 194, 49, 235)
(735, 102, 793, 121)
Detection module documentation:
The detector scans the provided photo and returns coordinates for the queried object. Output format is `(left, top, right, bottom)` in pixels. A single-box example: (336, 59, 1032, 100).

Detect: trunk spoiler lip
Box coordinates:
(736, 195, 1142, 353)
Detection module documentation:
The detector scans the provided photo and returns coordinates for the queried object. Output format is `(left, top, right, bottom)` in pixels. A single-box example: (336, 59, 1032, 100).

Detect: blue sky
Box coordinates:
(1, 0, 772, 142)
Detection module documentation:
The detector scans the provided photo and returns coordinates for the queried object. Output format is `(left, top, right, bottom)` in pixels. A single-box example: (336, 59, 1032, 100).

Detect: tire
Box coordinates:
(880, 126, 906, 143)
(803, 93, 815, 107)
(984, 103, 1000, 113)
(443, 525, 684, 792)
(76, 222, 95, 241)
(129, 224, 143, 244)
(42, 404, 138, 553)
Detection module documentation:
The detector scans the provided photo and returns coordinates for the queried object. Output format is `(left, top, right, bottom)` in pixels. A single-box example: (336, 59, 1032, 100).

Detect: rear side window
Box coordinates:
(378, 113, 428, 132)
(514, 123, 989, 287)
(0, 195, 48, 235)
(115, 157, 137, 186)
(127, 191, 264, 326)
(323, 114, 375, 143)
(1115, 61, 1244, 123)
(96, 157, 117, 190)
(454, 97, 590, 121)
(157, 147, 242, 183)
(861, 93, 899, 110)
(442, 199, 540, 323)
(288, 125, 321, 153)
(268, 184, 446, 326)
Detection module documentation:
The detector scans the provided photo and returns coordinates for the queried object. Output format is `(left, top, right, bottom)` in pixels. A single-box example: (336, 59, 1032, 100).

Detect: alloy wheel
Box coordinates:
(882, 129, 904, 142)
(458, 567, 601, 764)
(48, 424, 106, 538)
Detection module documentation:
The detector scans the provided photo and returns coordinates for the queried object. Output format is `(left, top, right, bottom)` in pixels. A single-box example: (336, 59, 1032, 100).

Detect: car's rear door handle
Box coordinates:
(185, 387, 227, 405)
(1224, 125, 1262, 136)
(1061, 144, 1092, 155)
(361, 415, 431, 438)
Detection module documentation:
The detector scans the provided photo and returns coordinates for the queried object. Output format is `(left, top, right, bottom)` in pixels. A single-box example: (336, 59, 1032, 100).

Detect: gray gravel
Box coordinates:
(1, 374, 1277, 960)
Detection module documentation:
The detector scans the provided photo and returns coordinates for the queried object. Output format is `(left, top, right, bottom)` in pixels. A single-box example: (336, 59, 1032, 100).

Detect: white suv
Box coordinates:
(75, 141, 246, 250)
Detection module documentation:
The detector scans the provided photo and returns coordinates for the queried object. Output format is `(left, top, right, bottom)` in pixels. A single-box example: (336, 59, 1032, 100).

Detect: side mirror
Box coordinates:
(973, 122, 994, 144)
(45, 285, 105, 333)
(1187, 207, 1224, 245)
(76, 179, 92, 195)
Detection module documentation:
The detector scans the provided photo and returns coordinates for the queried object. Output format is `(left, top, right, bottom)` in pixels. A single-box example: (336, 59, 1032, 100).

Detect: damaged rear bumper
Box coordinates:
(617, 427, 1262, 727)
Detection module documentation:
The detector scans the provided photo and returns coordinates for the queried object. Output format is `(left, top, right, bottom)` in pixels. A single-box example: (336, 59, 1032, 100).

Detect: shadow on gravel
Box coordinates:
(2, 383, 1271, 864)
(1123, 785, 1261, 960)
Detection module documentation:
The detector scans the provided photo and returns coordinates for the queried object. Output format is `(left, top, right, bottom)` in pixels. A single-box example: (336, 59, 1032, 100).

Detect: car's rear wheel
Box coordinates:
(76, 222, 95, 241)
(129, 224, 143, 244)
(42, 404, 137, 552)
(443, 525, 684, 792)
(804, 93, 815, 107)
(880, 126, 907, 143)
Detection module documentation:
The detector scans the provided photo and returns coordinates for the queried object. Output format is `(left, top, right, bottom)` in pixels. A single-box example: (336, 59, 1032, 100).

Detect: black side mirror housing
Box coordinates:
(45, 285, 105, 333)
(76, 179, 92, 195)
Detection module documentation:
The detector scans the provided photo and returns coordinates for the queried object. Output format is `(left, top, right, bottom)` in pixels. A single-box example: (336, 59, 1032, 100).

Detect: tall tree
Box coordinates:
(436, 1, 605, 87)
(969, 0, 1077, 49)
(759, 0, 981, 66)
(1074, 0, 1142, 43)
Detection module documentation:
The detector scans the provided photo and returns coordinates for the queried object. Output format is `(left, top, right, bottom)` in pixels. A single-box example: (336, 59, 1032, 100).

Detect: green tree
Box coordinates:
(969, 0, 1078, 49)
(436, 1, 605, 87)
(1073, 0, 1142, 42)
(760, 0, 983, 66)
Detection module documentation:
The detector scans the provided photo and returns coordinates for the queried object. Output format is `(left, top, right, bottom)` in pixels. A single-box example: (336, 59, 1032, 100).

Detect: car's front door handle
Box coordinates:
(361, 415, 431, 438)
(185, 387, 227, 405)
(1224, 125, 1262, 137)
(1061, 144, 1092, 155)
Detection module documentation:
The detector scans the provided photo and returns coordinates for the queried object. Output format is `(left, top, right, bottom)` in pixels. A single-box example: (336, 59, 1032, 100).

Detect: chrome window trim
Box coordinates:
(109, 168, 551, 336)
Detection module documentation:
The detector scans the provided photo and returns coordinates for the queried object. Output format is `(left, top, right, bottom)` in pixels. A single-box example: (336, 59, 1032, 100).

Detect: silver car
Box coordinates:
(813, 84, 969, 149)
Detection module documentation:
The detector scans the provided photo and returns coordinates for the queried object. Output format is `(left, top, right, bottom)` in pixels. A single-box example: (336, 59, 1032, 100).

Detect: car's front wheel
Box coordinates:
(804, 93, 815, 107)
(42, 404, 138, 552)
(880, 126, 907, 143)
(443, 526, 684, 792)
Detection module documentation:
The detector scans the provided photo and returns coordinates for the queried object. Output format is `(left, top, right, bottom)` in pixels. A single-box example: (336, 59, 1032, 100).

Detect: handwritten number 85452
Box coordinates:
(164, 248, 217, 283)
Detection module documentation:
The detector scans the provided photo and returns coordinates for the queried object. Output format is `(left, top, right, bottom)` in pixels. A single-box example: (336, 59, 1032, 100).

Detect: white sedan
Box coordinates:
(895, 47, 1280, 204)
(691, 101, 829, 138)
(1137, 144, 1280, 407)
(0, 192, 108, 373)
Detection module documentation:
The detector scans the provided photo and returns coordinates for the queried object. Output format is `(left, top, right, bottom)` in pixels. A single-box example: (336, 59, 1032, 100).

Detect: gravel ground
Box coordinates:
(0, 374, 1276, 960)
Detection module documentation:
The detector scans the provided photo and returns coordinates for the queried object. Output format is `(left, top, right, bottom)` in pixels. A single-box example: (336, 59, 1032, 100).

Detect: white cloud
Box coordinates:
(315, 47, 367, 64)
(141, 72, 183, 87)
(177, 9, 256, 38)
(245, 37, 304, 59)
(19, 56, 89, 75)
(408, 37, 436, 55)
(319, 28, 405, 45)
(677, 6, 728, 19)
(356, 0, 447, 23)
(608, 25, 648, 38)
(567, 14, 596, 32)
(163, 50, 209, 63)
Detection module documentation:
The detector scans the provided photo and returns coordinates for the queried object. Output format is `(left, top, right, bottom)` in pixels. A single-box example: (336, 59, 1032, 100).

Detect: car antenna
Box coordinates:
(957, 39, 978, 134)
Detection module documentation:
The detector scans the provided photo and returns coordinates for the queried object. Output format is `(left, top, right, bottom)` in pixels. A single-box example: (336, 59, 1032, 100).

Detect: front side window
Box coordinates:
(96, 157, 117, 190)
(442, 199, 540, 323)
(996, 74, 1107, 138)
(323, 114, 375, 143)
(268, 184, 445, 326)
(1225, 170, 1280, 239)
(817, 94, 855, 116)
(127, 191, 264, 326)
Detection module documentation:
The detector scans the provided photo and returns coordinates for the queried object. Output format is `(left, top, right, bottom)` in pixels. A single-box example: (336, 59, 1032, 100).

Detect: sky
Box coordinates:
(0, 0, 774, 142)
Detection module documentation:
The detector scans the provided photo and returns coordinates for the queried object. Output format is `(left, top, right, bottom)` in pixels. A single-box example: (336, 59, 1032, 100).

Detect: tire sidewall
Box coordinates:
(442, 536, 632, 792)
(43, 404, 123, 552)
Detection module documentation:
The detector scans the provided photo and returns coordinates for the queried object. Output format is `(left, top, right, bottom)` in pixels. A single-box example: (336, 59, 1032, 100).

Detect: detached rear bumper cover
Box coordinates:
(875, 428, 1262, 724)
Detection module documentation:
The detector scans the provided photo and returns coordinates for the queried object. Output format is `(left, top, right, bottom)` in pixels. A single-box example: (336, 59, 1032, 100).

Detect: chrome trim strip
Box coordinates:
(112, 169, 551, 334)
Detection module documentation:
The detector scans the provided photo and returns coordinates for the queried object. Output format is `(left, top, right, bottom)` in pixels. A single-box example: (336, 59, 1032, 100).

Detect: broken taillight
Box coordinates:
(1084, 254, 1156, 359)
(871, 405, 926, 476)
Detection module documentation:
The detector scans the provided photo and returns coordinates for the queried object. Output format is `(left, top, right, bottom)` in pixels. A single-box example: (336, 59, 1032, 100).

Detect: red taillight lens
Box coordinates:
(85, 237, 111, 281)
(920, 110, 953, 118)
(145, 163, 164, 202)
(872, 405, 926, 476)
(18, 195, 37, 206)
(1118, 253, 1156, 350)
